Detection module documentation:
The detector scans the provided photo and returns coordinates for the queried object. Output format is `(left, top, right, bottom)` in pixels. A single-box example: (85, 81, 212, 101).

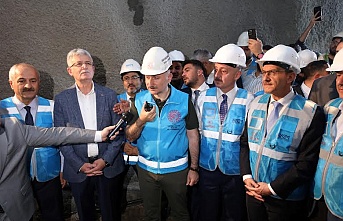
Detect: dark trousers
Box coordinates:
(246, 194, 308, 221)
(32, 176, 64, 221)
(137, 166, 189, 221)
(198, 168, 247, 221)
(69, 174, 123, 221)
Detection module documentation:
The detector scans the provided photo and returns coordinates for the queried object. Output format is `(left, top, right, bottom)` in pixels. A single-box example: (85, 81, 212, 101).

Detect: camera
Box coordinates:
(144, 101, 153, 112)
(248, 29, 257, 40)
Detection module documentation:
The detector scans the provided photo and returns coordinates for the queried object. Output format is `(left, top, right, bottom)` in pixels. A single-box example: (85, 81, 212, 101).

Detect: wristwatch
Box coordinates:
(101, 158, 111, 167)
(257, 52, 264, 59)
(189, 166, 199, 172)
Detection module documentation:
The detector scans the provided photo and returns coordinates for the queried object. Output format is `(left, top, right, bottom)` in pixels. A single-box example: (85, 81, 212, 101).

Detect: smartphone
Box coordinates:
(144, 101, 153, 112)
(314, 6, 322, 21)
(248, 29, 257, 40)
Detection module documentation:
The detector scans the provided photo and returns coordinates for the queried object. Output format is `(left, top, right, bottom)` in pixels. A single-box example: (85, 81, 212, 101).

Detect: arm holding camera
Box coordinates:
(126, 102, 156, 142)
(248, 38, 264, 58)
(296, 12, 321, 50)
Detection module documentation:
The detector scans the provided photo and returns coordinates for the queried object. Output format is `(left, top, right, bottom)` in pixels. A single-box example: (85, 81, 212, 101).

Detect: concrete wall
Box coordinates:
(0, 0, 342, 99)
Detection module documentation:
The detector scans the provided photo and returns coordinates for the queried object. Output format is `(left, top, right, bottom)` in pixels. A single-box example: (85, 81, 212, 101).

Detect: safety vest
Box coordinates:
(0, 96, 60, 182)
(117, 92, 138, 165)
(200, 87, 253, 175)
(135, 86, 189, 174)
(247, 93, 316, 200)
(313, 98, 343, 219)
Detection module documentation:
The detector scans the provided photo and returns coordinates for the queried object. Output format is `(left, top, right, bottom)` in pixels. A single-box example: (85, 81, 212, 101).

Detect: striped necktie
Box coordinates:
(219, 94, 228, 124)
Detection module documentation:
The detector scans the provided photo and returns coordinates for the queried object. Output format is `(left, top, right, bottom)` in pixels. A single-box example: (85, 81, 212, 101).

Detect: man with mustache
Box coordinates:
(0, 63, 65, 221)
(117, 59, 143, 166)
(197, 44, 254, 221)
(312, 49, 343, 221)
(54, 48, 125, 221)
(240, 45, 326, 221)
(126, 46, 199, 221)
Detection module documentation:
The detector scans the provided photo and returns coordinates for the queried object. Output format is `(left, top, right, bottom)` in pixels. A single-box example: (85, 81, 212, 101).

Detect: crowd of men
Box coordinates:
(1, 12, 343, 221)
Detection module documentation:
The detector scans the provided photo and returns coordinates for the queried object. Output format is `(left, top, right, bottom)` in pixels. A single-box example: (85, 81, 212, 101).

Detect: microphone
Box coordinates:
(107, 112, 134, 140)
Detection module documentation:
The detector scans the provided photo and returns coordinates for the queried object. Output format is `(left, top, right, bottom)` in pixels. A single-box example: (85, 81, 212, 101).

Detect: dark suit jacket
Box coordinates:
(309, 73, 338, 106)
(54, 83, 124, 183)
(0, 117, 96, 221)
(240, 104, 326, 199)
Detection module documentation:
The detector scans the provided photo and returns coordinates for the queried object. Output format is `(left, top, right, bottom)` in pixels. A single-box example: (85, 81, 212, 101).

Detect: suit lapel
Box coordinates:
(0, 126, 8, 178)
(66, 87, 85, 129)
(95, 84, 105, 129)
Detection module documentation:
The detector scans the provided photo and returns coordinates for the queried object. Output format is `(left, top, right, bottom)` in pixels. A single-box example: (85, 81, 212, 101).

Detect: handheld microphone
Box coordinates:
(107, 112, 133, 141)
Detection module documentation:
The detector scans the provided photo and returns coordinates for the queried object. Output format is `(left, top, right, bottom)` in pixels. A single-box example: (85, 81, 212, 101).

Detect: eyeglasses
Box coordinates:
(261, 69, 288, 77)
(69, 61, 93, 68)
(122, 76, 140, 81)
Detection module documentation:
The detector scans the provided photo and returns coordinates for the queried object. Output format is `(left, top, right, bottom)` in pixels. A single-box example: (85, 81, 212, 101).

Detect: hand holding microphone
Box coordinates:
(106, 112, 134, 141)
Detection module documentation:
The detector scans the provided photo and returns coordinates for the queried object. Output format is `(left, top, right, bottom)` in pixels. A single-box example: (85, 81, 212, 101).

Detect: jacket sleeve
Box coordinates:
(240, 119, 252, 176)
(270, 106, 326, 199)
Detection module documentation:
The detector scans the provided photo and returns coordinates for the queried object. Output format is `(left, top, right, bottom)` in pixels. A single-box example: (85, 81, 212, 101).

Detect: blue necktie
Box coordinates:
(219, 94, 228, 124)
(24, 106, 34, 126)
(267, 101, 281, 134)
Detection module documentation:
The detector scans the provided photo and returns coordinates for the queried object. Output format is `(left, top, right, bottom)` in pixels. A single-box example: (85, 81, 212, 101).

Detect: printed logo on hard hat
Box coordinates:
(126, 64, 134, 68)
(147, 62, 155, 70)
(168, 110, 181, 123)
(162, 55, 171, 65)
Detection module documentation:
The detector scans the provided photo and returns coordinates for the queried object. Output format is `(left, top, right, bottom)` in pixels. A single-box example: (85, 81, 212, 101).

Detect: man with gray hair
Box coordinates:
(192, 49, 215, 86)
(54, 48, 125, 221)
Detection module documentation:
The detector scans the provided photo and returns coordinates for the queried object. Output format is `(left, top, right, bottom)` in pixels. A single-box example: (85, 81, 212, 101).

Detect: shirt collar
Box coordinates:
(191, 81, 210, 93)
(217, 84, 238, 99)
(270, 89, 295, 107)
(75, 81, 95, 95)
(12, 95, 38, 111)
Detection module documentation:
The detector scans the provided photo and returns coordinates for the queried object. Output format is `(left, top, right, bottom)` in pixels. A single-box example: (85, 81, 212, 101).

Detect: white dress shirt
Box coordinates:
(76, 82, 99, 157)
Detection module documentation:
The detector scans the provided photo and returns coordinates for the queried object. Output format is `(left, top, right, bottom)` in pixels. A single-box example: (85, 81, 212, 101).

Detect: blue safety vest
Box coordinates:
(313, 98, 343, 219)
(200, 87, 253, 175)
(135, 86, 189, 174)
(247, 93, 316, 200)
(0, 97, 60, 181)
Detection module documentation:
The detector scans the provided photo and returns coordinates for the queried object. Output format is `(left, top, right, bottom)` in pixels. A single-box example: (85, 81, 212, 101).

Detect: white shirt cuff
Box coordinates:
(268, 183, 277, 196)
(242, 174, 253, 181)
(94, 131, 102, 142)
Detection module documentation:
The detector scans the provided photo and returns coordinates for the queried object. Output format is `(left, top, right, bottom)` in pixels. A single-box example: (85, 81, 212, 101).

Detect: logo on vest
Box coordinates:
(168, 110, 181, 123)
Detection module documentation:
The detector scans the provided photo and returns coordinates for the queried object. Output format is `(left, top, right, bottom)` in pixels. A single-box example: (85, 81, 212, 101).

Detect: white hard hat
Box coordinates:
(141, 47, 172, 75)
(326, 49, 343, 72)
(237, 31, 249, 47)
(258, 44, 301, 74)
(333, 31, 343, 39)
(209, 44, 246, 67)
(169, 50, 185, 62)
(120, 59, 141, 75)
(298, 49, 317, 68)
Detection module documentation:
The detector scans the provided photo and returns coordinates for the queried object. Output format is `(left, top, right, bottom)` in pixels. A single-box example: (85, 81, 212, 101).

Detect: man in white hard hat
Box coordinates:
(311, 49, 343, 221)
(237, 31, 258, 89)
(197, 44, 254, 221)
(169, 50, 186, 89)
(240, 45, 326, 221)
(293, 49, 318, 86)
(309, 40, 343, 106)
(318, 32, 343, 65)
(126, 46, 199, 221)
(116, 59, 143, 212)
